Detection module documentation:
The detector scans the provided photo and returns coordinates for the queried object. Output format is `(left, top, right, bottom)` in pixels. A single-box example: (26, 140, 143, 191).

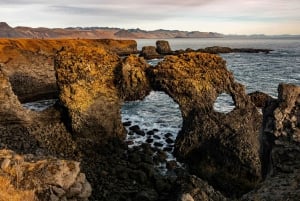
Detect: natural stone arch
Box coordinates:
(147, 52, 262, 197)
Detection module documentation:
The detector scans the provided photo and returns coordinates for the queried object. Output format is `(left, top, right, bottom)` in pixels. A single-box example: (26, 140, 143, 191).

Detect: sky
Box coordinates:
(1, 0, 300, 35)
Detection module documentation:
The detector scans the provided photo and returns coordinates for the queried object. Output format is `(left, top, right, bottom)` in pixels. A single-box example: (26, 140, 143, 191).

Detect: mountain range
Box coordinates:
(0, 22, 223, 39)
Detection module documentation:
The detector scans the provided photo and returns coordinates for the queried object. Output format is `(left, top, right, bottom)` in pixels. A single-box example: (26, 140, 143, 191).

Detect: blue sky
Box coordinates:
(0, 0, 299, 34)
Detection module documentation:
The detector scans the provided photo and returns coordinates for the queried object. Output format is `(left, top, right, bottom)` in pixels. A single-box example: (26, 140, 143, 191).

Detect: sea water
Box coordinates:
(122, 37, 300, 161)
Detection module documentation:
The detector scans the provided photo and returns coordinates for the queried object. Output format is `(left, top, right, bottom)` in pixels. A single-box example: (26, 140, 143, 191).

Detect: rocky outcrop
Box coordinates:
(148, 52, 262, 197)
(0, 149, 91, 201)
(116, 55, 151, 101)
(248, 91, 274, 108)
(156, 40, 172, 54)
(139, 46, 162, 60)
(242, 83, 300, 201)
(0, 66, 77, 157)
(0, 39, 137, 102)
(54, 47, 125, 143)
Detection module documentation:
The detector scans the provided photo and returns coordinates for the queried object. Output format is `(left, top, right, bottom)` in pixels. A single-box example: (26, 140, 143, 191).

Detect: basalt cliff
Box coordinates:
(0, 39, 299, 201)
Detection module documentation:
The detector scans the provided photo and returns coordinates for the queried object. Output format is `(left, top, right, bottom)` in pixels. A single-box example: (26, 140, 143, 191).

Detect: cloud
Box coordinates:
(0, 0, 299, 34)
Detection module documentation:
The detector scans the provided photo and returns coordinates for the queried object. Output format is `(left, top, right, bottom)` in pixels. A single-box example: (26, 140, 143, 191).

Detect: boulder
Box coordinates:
(148, 52, 262, 197)
(0, 149, 91, 201)
(140, 46, 161, 60)
(156, 40, 172, 54)
(243, 83, 300, 201)
(54, 47, 126, 143)
(115, 55, 151, 101)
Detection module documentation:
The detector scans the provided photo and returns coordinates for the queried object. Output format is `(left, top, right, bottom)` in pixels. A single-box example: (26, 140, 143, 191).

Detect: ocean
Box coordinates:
(122, 38, 300, 161)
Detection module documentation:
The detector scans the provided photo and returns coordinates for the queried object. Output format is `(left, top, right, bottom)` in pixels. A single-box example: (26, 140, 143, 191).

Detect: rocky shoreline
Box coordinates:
(0, 39, 299, 201)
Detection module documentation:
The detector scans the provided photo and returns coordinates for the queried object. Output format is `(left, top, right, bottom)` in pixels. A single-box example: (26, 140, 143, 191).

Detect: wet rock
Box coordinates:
(164, 133, 173, 138)
(122, 121, 132, 127)
(147, 130, 155, 135)
(153, 135, 161, 140)
(146, 138, 154, 144)
(165, 138, 174, 144)
(156, 40, 172, 54)
(130, 125, 141, 131)
(163, 147, 173, 152)
(148, 52, 262, 197)
(154, 142, 164, 147)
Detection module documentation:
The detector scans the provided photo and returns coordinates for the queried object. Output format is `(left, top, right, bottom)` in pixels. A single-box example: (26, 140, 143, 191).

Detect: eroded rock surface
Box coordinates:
(54, 47, 125, 143)
(116, 55, 151, 101)
(0, 39, 137, 102)
(242, 83, 300, 201)
(0, 149, 91, 201)
(148, 52, 262, 197)
(248, 91, 274, 108)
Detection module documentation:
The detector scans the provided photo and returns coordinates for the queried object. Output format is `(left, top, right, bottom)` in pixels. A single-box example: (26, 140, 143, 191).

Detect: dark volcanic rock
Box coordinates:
(243, 83, 300, 201)
(174, 175, 228, 201)
(54, 47, 125, 143)
(148, 52, 262, 197)
(248, 91, 274, 108)
(140, 46, 162, 60)
(156, 40, 172, 54)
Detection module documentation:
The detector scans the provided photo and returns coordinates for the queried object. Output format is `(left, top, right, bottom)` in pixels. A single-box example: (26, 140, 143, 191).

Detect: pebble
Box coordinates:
(122, 121, 132, 127)
(164, 133, 172, 138)
(146, 138, 154, 144)
(154, 142, 163, 147)
(153, 135, 161, 140)
(165, 138, 174, 144)
(163, 147, 173, 152)
(129, 125, 140, 131)
(147, 130, 155, 135)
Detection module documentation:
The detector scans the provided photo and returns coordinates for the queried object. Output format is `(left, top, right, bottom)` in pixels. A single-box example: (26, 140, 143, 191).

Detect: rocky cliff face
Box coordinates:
(54, 47, 125, 143)
(0, 68, 91, 200)
(242, 83, 300, 201)
(115, 55, 152, 101)
(148, 52, 262, 197)
(0, 39, 137, 102)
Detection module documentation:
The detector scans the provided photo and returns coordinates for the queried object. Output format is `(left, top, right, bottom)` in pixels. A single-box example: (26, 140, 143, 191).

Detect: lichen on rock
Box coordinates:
(115, 55, 151, 101)
(54, 46, 125, 143)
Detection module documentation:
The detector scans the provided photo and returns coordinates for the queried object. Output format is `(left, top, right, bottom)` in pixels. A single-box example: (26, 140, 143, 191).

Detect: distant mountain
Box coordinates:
(0, 22, 223, 39)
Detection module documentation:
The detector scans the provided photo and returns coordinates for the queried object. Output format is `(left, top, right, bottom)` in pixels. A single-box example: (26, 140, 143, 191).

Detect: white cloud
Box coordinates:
(0, 0, 299, 34)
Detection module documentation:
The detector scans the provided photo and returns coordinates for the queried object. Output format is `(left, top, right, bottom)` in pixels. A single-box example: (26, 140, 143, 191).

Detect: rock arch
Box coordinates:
(147, 52, 262, 197)
(54, 49, 262, 197)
